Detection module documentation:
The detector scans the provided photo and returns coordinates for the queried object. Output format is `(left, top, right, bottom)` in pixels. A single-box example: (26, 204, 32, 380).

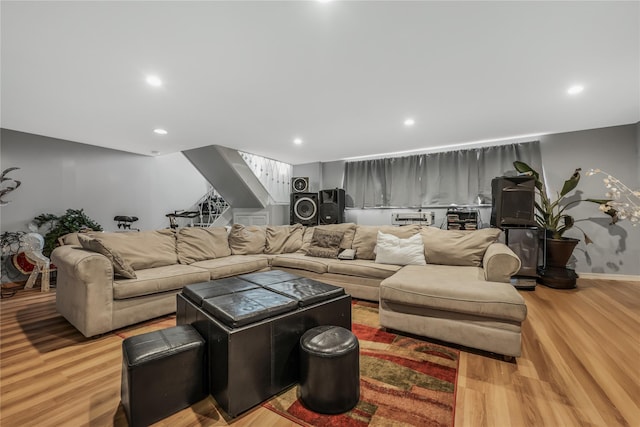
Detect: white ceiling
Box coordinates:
(1, 1, 638, 165)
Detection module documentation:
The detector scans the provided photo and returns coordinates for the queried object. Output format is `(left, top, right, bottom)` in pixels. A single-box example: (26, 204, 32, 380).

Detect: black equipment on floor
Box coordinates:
(318, 188, 345, 224)
(490, 176, 536, 227)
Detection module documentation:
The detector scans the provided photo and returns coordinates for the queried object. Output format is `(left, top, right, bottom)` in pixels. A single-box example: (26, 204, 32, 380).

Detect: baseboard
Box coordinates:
(577, 272, 640, 282)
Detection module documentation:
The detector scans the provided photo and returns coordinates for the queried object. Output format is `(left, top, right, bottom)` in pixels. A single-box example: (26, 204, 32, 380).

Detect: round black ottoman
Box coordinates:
(299, 325, 360, 414)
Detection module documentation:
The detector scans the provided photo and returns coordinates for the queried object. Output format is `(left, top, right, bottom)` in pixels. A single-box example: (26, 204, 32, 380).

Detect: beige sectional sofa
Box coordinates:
(51, 222, 527, 357)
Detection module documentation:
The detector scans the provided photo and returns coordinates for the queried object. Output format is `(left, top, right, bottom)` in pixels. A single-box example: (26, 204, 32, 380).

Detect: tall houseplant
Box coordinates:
(512, 161, 617, 288)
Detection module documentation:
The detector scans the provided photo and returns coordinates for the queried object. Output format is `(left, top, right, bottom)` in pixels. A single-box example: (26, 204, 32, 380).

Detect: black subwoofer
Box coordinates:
(491, 176, 536, 227)
(318, 189, 345, 225)
(291, 192, 318, 226)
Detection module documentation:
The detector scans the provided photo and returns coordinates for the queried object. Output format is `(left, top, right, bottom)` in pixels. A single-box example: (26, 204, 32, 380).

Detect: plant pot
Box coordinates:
(545, 237, 579, 268)
(540, 237, 580, 289)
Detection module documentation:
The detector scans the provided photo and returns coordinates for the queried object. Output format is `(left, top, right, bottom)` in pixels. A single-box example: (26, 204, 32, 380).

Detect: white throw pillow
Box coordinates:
(374, 231, 426, 266)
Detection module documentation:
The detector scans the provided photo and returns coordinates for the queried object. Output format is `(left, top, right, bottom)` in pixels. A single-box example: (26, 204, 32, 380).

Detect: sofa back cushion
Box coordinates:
(176, 227, 231, 264)
(420, 227, 501, 266)
(228, 224, 267, 255)
(299, 223, 357, 253)
(351, 224, 421, 260)
(264, 224, 304, 254)
(82, 229, 178, 270)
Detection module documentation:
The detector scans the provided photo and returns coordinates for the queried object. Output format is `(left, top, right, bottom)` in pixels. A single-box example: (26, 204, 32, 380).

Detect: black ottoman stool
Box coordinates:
(121, 325, 207, 427)
(299, 325, 360, 414)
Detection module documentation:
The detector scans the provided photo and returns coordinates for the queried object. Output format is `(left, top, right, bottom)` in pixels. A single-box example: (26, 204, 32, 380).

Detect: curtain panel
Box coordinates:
(343, 141, 541, 208)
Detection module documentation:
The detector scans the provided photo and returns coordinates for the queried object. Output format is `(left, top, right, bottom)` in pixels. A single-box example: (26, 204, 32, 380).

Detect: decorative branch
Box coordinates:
(0, 167, 21, 206)
(586, 169, 640, 227)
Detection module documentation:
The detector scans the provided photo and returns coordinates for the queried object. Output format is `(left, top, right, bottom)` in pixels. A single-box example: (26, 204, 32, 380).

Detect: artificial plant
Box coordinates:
(33, 209, 103, 256)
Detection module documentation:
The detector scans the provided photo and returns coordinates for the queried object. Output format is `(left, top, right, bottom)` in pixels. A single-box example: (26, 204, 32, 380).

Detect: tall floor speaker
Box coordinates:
(318, 189, 345, 224)
(491, 176, 536, 227)
(290, 192, 318, 226)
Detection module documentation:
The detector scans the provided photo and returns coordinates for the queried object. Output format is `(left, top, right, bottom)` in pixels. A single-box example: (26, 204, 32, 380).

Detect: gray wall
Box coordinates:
(0, 129, 209, 233)
(306, 123, 639, 276)
(538, 124, 638, 276)
(292, 162, 323, 193)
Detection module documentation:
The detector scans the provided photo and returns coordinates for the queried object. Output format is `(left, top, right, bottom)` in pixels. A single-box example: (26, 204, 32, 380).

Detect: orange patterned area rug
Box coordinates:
(264, 300, 459, 427)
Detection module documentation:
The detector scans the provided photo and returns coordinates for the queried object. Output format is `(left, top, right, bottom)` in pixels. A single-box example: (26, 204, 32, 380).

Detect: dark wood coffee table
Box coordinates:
(176, 270, 351, 417)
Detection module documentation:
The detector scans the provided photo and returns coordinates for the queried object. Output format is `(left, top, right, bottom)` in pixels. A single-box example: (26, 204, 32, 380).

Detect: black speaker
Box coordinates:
(290, 192, 318, 225)
(505, 227, 540, 277)
(490, 176, 536, 227)
(291, 177, 310, 193)
(318, 189, 345, 224)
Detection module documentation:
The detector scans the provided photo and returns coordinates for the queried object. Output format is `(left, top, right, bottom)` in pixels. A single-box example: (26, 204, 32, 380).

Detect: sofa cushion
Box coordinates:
(191, 255, 270, 280)
(375, 231, 426, 266)
(228, 224, 267, 255)
(77, 234, 137, 279)
(113, 264, 210, 300)
(351, 225, 421, 260)
(81, 229, 178, 270)
(327, 259, 401, 280)
(300, 223, 357, 253)
(307, 228, 344, 258)
(176, 227, 231, 264)
(271, 253, 336, 274)
(380, 265, 527, 322)
(421, 227, 501, 267)
(265, 224, 304, 254)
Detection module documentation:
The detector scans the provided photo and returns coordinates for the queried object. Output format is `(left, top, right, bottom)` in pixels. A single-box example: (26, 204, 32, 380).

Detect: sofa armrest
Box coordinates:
(51, 245, 115, 337)
(482, 242, 521, 283)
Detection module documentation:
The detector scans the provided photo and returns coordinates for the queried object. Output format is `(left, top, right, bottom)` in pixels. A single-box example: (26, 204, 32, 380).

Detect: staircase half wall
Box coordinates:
(182, 145, 270, 209)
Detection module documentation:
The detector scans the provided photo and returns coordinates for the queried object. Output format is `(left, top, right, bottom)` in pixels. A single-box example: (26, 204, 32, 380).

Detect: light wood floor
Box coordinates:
(1, 278, 638, 427)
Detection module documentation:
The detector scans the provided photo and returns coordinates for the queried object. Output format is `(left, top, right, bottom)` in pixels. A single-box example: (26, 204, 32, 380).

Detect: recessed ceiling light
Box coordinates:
(567, 85, 584, 95)
(153, 128, 168, 135)
(146, 75, 163, 87)
(404, 118, 415, 126)
(293, 138, 303, 145)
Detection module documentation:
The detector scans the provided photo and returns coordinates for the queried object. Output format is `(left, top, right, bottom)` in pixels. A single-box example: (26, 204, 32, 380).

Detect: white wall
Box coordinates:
(0, 129, 209, 233)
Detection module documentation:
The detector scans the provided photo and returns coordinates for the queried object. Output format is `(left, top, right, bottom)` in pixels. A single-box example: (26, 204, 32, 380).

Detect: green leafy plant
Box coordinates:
(33, 209, 103, 256)
(513, 161, 617, 242)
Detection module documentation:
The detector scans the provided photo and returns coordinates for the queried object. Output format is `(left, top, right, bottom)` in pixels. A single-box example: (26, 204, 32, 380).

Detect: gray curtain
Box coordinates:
(344, 140, 541, 208)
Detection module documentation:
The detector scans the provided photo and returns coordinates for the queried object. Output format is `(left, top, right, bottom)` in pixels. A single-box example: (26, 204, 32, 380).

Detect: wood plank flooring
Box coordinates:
(1, 278, 638, 427)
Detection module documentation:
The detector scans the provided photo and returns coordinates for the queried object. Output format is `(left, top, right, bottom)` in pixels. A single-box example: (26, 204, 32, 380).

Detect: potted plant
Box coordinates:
(33, 209, 103, 257)
(512, 161, 617, 288)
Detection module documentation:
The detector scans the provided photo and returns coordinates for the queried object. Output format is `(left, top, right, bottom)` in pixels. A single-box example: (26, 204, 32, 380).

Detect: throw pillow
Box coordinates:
(77, 234, 137, 279)
(375, 231, 426, 266)
(351, 225, 421, 260)
(420, 227, 501, 266)
(299, 223, 357, 254)
(306, 228, 344, 258)
(228, 224, 267, 255)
